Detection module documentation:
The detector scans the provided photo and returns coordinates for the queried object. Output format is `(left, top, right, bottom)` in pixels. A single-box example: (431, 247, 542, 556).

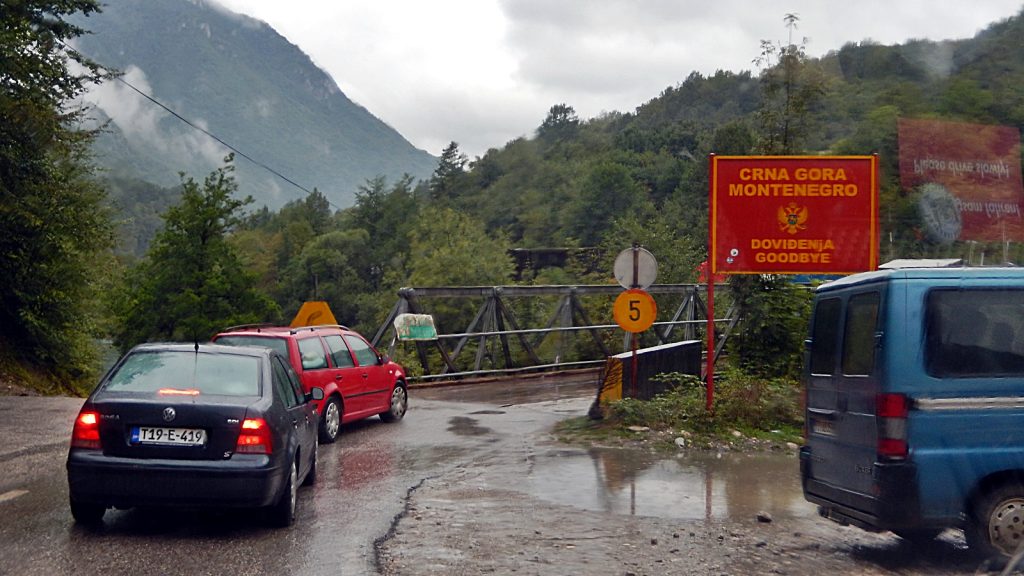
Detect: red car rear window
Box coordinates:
(216, 335, 290, 358)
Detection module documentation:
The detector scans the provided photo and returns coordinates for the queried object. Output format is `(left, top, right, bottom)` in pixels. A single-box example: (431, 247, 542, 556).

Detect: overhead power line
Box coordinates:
(112, 75, 321, 200)
(62, 41, 345, 210)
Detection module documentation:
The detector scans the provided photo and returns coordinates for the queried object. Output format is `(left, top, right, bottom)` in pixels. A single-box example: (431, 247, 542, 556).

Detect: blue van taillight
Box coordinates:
(876, 393, 909, 460)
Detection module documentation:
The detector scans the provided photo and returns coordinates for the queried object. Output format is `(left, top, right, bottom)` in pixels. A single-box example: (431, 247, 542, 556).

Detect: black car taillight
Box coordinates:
(236, 418, 273, 454)
(71, 411, 101, 450)
(876, 393, 908, 460)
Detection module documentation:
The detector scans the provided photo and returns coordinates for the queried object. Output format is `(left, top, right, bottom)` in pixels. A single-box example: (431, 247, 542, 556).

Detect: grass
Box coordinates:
(555, 369, 805, 452)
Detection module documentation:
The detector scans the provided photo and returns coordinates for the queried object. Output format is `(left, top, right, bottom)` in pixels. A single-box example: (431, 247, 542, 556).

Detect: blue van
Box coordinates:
(800, 266, 1024, 559)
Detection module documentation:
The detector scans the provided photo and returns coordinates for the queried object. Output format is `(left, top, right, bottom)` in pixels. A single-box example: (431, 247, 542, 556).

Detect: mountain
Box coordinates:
(70, 0, 437, 209)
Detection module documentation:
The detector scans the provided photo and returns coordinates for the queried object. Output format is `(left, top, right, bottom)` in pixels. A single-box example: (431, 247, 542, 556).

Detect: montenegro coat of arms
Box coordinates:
(778, 202, 808, 234)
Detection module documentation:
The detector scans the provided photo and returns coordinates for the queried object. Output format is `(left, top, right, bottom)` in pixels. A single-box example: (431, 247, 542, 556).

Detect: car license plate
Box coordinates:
(812, 419, 836, 436)
(131, 426, 207, 446)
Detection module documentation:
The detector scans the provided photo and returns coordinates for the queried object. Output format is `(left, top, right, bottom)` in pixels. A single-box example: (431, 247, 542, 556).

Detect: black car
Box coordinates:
(66, 343, 323, 527)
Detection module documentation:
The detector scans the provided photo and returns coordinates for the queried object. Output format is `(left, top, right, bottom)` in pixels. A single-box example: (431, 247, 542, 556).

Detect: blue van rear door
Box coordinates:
(806, 289, 883, 498)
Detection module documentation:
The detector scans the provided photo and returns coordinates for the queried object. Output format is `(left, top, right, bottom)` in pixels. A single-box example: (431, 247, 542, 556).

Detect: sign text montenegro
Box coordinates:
(710, 155, 878, 275)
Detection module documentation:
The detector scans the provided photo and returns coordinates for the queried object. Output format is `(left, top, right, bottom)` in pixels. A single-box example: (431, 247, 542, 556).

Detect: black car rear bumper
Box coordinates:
(67, 450, 286, 509)
(799, 446, 939, 532)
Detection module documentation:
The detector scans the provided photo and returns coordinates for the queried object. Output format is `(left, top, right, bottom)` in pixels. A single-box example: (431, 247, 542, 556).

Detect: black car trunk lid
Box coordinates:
(91, 393, 259, 461)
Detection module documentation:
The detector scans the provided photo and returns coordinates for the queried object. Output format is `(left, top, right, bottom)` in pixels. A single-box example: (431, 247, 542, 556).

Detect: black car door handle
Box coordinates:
(361, 373, 368, 379)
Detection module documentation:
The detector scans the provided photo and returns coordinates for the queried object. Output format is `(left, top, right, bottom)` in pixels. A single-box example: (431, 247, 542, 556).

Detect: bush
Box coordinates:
(726, 275, 813, 380)
(603, 368, 802, 439)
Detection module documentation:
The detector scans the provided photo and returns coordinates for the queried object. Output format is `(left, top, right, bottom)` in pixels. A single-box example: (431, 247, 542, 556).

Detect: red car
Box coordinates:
(212, 324, 407, 443)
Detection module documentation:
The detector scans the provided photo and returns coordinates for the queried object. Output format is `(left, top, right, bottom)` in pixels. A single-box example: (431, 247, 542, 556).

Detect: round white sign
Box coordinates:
(613, 247, 658, 290)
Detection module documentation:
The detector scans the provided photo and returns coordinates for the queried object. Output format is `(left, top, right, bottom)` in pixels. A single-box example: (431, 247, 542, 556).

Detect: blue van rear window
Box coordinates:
(810, 298, 842, 375)
(926, 289, 1024, 377)
(842, 292, 880, 376)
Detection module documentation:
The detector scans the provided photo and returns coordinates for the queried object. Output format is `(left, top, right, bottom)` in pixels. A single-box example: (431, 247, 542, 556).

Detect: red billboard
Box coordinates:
(710, 156, 878, 275)
(898, 118, 1023, 243)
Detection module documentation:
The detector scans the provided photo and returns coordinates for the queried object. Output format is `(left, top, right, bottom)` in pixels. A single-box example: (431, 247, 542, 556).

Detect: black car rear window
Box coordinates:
(215, 335, 289, 358)
(104, 351, 261, 396)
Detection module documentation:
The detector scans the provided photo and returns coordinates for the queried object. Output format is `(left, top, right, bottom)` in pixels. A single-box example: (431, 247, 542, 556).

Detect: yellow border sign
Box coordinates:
(613, 289, 657, 333)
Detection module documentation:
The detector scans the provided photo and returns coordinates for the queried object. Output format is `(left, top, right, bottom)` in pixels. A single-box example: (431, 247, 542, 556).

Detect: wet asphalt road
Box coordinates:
(0, 374, 597, 576)
(0, 373, 999, 575)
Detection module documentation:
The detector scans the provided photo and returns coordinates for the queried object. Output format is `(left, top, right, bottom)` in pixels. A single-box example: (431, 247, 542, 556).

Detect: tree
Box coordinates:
(405, 207, 514, 369)
(753, 14, 828, 154)
(537, 103, 580, 142)
(278, 189, 333, 236)
(571, 161, 646, 246)
(1, 0, 104, 106)
(726, 275, 813, 380)
(407, 207, 513, 288)
(429, 141, 468, 203)
(342, 175, 420, 287)
(939, 78, 995, 122)
(726, 14, 823, 380)
(0, 0, 114, 387)
(277, 229, 371, 325)
(113, 158, 279, 350)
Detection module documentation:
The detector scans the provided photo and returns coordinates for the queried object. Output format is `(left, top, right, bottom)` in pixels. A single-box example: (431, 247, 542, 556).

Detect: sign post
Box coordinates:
(612, 245, 658, 399)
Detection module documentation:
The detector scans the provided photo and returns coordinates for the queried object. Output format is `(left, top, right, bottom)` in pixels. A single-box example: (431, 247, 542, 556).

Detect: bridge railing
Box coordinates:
(370, 284, 734, 381)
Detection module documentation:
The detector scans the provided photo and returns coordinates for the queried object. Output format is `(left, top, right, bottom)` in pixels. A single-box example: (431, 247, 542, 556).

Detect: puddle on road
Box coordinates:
(447, 416, 493, 436)
(524, 448, 814, 522)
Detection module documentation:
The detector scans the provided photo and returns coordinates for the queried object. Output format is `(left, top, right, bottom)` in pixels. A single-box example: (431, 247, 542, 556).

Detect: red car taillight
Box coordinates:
(71, 411, 101, 450)
(235, 418, 273, 454)
(876, 393, 909, 460)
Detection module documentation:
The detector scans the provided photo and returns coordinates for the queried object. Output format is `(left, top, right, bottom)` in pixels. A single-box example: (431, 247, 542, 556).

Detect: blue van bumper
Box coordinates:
(800, 446, 934, 532)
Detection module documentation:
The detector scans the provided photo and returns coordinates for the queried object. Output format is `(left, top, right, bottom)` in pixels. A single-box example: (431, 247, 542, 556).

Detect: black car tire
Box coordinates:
(379, 383, 407, 423)
(967, 482, 1024, 560)
(319, 396, 341, 444)
(302, 438, 317, 487)
(269, 459, 298, 528)
(70, 499, 105, 525)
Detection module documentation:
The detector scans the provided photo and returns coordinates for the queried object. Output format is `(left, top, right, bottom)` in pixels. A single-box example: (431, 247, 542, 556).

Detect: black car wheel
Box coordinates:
(70, 499, 105, 525)
(380, 383, 407, 423)
(269, 459, 298, 528)
(319, 396, 341, 444)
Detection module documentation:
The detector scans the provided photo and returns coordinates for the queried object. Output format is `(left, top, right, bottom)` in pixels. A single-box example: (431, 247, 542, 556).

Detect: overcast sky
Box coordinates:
(215, 0, 1022, 159)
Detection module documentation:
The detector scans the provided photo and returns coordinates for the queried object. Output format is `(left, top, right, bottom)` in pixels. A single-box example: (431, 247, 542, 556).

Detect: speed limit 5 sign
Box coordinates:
(613, 289, 657, 333)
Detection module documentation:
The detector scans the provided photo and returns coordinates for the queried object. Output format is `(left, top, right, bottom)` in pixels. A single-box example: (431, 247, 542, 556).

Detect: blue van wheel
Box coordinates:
(968, 483, 1024, 559)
